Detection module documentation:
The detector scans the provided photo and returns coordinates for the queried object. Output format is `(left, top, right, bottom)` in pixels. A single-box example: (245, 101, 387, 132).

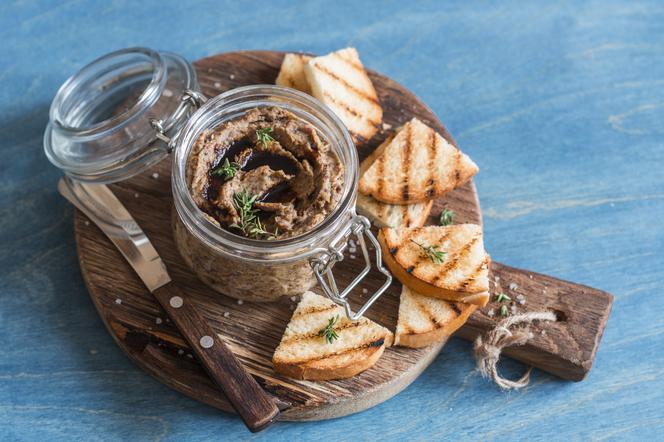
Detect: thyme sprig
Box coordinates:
(256, 127, 274, 147)
(229, 190, 277, 239)
(318, 315, 340, 344)
(411, 240, 446, 264)
(211, 158, 241, 181)
(439, 209, 455, 226)
(495, 293, 511, 303)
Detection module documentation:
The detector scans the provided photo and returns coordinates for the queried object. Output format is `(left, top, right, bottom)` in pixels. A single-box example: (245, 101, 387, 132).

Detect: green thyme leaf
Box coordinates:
(494, 293, 511, 303)
(500, 305, 509, 317)
(411, 239, 446, 264)
(439, 209, 455, 226)
(230, 190, 277, 239)
(318, 315, 340, 344)
(211, 158, 241, 180)
(256, 127, 274, 147)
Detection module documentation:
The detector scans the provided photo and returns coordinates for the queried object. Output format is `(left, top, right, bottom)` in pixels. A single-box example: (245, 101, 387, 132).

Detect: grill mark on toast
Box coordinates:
(411, 297, 441, 329)
(455, 255, 489, 291)
(331, 51, 366, 74)
(281, 337, 387, 364)
(430, 234, 480, 284)
(402, 123, 412, 201)
(451, 303, 463, 316)
(402, 204, 411, 226)
(426, 129, 437, 197)
(281, 320, 366, 344)
(453, 149, 462, 186)
(314, 63, 380, 105)
(376, 149, 386, 200)
(292, 305, 337, 318)
(321, 92, 382, 127)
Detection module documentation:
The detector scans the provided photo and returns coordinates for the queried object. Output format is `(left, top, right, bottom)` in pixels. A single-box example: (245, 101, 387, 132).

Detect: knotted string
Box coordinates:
(473, 311, 557, 390)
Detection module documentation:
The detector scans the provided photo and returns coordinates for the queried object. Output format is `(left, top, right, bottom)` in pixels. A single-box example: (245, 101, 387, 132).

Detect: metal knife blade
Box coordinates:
(58, 177, 171, 292)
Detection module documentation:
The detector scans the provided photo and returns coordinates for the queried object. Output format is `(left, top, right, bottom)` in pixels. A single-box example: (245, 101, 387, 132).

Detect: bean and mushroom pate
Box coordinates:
(186, 107, 344, 240)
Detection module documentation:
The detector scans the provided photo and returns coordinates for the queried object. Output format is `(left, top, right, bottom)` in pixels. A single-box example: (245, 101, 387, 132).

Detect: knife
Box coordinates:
(58, 176, 280, 432)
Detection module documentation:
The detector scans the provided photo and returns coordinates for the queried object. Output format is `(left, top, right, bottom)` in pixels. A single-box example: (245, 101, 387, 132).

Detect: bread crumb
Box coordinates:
(382, 123, 392, 131)
(362, 288, 368, 294)
(115, 298, 122, 305)
(223, 311, 230, 318)
(155, 317, 163, 325)
(214, 81, 221, 88)
(230, 74, 235, 80)
(509, 282, 519, 291)
(487, 309, 495, 317)
(237, 299, 244, 305)
(290, 296, 298, 302)
(163, 89, 173, 97)
(152, 172, 159, 179)
(85, 220, 90, 226)
(134, 193, 139, 198)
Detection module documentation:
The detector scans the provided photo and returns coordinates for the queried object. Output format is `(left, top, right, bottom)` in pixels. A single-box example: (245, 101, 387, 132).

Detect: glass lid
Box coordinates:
(44, 47, 199, 183)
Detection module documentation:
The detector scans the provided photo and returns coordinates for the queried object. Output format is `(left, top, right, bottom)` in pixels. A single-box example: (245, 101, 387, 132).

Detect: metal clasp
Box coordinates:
(150, 89, 207, 150)
(310, 215, 392, 320)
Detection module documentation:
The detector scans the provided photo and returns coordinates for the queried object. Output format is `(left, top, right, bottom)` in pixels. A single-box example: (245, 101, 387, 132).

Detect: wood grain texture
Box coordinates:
(74, 50, 483, 421)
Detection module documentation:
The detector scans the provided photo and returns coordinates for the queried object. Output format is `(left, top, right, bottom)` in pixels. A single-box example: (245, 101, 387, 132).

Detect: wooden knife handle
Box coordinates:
(152, 282, 279, 432)
(457, 261, 614, 381)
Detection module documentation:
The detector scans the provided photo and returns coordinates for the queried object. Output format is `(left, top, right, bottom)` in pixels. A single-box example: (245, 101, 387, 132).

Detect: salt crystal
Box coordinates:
(487, 310, 495, 317)
(163, 89, 173, 97)
(115, 298, 122, 305)
(223, 311, 230, 318)
(85, 220, 90, 226)
(134, 193, 139, 198)
(541, 330, 547, 336)
(229, 74, 235, 80)
(362, 288, 368, 294)
(214, 81, 221, 88)
(516, 294, 525, 301)
(178, 349, 184, 355)
(350, 255, 356, 259)
(155, 317, 163, 325)
(510, 305, 517, 313)
(237, 299, 244, 305)
(89, 349, 98, 355)
(187, 353, 193, 358)
(518, 299, 526, 305)
(152, 172, 159, 179)
(382, 123, 392, 130)
(495, 276, 500, 282)
(509, 283, 519, 291)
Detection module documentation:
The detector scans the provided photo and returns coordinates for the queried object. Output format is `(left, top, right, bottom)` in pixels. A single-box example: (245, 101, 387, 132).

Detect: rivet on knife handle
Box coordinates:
(153, 282, 279, 432)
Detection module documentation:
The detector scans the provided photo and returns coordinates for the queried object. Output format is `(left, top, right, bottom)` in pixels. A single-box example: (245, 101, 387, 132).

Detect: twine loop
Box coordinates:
(473, 311, 557, 390)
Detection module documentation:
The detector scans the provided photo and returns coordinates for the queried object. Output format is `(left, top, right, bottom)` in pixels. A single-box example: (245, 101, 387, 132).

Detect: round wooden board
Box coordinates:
(74, 51, 482, 421)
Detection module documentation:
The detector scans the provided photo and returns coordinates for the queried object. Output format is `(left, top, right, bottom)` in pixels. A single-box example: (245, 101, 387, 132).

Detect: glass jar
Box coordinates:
(171, 85, 391, 318)
(45, 48, 391, 320)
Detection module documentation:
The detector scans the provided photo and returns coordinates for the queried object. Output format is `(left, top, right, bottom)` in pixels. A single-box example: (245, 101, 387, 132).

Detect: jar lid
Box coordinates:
(44, 47, 199, 183)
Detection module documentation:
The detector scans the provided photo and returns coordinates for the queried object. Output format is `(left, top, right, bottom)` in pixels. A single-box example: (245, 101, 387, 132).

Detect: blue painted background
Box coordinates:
(2, 1, 663, 440)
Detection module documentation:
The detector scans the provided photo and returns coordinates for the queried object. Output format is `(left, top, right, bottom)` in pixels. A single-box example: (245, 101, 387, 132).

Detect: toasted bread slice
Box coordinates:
(358, 133, 432, 227)
(273, 291, 393, 380)
(304, 47, 382, 142)
(357, 193, 433, 228)
(275, 53, 312, 93)
(378, 224, 490, 306)
(359, 118, 479, 204)
(395, 285, 477, 348)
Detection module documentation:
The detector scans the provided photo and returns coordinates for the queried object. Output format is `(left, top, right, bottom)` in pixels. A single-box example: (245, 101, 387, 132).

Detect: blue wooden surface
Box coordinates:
(1, 0, 663, 440)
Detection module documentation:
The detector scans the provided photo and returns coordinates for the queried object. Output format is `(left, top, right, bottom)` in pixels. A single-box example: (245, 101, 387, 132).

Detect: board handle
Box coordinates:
(152, 282, 279, 432)
(457, 261, 613, 381)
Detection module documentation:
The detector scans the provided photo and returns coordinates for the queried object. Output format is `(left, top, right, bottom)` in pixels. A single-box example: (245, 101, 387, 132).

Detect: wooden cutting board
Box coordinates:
(73, 51, 613, 421)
